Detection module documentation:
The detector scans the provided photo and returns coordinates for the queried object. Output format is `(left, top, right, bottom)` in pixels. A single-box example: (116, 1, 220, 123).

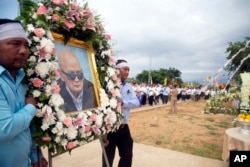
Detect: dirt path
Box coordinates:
(129, 99, 234, 160)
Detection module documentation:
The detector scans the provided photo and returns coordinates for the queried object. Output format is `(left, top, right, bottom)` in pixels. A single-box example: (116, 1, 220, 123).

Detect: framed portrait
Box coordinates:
(52, 33, 101, 114)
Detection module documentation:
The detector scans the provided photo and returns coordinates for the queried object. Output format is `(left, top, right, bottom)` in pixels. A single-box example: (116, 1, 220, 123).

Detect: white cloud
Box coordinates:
(87, 0, 250, 83)
(1, 0, 249, 83)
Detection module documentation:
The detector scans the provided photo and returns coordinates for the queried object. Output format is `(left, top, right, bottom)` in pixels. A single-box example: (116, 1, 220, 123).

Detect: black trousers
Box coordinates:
(102, 124, 133, 167)
(148, 95, 154, 106)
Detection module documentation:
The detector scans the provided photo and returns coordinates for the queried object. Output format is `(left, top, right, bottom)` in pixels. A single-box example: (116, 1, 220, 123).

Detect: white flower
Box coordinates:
(110, 97, 117, 108)
(240, 73, 250, 107)
(49, 94, 64, 107)
(107, 67, 115, 77)
(35, 62, 50, 78)
(57, 129, 64, 136)
(45, 85, 52, 96)
(105, 76, 109, 82)
(95, 114, 103, 126)
(40, 37, 55, 53)
(37, 102, 44, 108)
(56, 122, 63, 130)
(100, 88, 110, 107)
(28, 56, 36, 62)
(35, 109, 44, 117)
(52, 127, 58, 134)
(33, 90, 41, 97)
(55, 136, 61, 143)
(107, 80, 114, 91)
(46, 31, 54, 40)
(56, 109, 67, 121)
(101, 49, 111, 58)
(46, 16, 52, 20)
(101, 66, 105, 71)
(55, 6, 60, 11)
(61, 139, 68, 148)
(27, 24, 34, 32)
(33, 36, 40, 42)
(67, 126, 78, 140)
(26, 68, 35, 77)
(50, 62, 58, 71)
(41, 122, 49, 131)
(32, 13, 37, 19)
(105, 109, 117, 124)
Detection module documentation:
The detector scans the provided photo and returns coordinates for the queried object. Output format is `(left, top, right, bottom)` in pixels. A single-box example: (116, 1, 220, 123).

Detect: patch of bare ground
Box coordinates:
(129, 99, 234, 160)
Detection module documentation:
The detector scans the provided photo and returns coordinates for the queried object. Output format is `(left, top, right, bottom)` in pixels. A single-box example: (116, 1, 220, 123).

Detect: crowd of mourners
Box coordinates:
(131, 83, 222, 106)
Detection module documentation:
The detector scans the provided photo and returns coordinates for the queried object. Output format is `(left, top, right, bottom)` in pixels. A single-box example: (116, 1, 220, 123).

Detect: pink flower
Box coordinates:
(67, 10, 75, 19)
(38, 47, 47, 62)
(37, 5, 48, 15)
(51, 47, 56, 54)
(92, 125, 101, 135)
(61, 0, 67, 4)
(90, 114, 97, 121)
(73, 118, 83, 127)
(105, 34, 111, 40)
(64, 19, 75, 29)
(111, 74, 117, 81)
(106, 124, 111, 130)
(109, 57, 116, 66)
(32, 78, 44, 88)
(112, 89, 118, 97)
(44, 106, 52, 118)
(97, 23, 104, 35)
(85, 17, 96, 32)
(66, 141, 77, 150)
(83, 8, 91, 16)
(52, 14, 60, 22)
(71, 2, 78, 8)
(52, 84, 60, 93)
(54, 70, 60, 77)
(63, 117, 72, 127)
(74, 15, 81, 22)
(34, 28, 45, 38)
(85, 125, 91, 132)
(52, 0, 61, 5)
(116, 102, 122, 113)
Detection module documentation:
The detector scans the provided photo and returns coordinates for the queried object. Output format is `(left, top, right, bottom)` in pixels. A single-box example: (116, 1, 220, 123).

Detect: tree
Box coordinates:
(135, 67, 182, 85)
(225, 37, 250, 76)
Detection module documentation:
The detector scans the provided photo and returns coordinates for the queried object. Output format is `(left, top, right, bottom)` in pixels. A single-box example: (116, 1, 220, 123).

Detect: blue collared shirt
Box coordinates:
(0, 66, 36, 167)
(120, 82, 140, 124)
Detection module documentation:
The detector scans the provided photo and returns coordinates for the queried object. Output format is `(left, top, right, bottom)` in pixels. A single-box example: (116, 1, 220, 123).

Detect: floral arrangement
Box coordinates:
(204, 92, 239, 115)
(239, 73, 250, 109)
(17, 0, 122, 154)
(234, 73, 250, 123)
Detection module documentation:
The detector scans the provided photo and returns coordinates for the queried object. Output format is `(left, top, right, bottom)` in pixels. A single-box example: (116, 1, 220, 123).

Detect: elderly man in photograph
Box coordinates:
(57, 49, 97, 112)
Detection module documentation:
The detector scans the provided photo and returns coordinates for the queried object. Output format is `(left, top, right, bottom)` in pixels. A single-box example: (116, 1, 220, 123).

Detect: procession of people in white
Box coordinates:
(131, 83, 223, 106)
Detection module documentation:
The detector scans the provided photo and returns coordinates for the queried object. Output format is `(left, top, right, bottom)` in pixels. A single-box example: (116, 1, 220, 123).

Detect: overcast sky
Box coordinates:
(1, 0, 250, 83)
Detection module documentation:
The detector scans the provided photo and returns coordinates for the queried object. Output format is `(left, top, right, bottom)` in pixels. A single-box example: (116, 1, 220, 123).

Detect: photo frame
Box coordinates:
(53, 33, 101, 114)
(19, 0, 123, 156)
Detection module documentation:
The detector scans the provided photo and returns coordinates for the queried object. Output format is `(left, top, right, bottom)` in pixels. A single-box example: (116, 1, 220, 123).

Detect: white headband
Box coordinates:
(116, 62, 129, 69)
(0, 22, 27, 41)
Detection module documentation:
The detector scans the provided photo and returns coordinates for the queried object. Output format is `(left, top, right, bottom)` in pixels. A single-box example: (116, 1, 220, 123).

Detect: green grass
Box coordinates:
(206, 117, 215, 122)
(199, 124, 217, 131)
(186, 115, 199, 121)
(169, 142, 222, 160)
(215, 120, 232, 128)
(149, 123, 159, 127)
(155, 136, 171, 145)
